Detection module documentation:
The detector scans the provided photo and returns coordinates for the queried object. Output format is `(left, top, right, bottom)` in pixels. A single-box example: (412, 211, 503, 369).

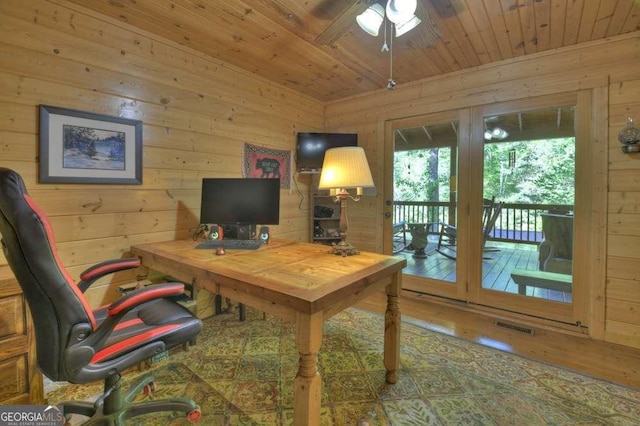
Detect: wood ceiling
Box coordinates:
(70, 0, 640, 102)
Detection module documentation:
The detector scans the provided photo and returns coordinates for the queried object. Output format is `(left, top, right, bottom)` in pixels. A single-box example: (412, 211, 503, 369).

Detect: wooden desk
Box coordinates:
(130, 239, 406, 425)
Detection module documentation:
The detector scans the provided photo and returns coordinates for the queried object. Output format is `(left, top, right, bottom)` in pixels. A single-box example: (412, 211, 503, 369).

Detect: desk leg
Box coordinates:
(135, 265, 149, 288)
(294, 311, 323, 426)
(384, 271, 402, 384)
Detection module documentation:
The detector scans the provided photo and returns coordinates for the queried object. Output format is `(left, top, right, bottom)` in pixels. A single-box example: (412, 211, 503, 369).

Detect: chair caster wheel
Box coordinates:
(143, 381, 157, 396)
(187, 405, 202, 423)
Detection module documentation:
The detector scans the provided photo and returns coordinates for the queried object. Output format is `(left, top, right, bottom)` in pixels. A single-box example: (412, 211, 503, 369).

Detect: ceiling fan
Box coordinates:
(357, 0, 422, 37)
(314, 0, 441, 90)
(315, 0, 439, 46)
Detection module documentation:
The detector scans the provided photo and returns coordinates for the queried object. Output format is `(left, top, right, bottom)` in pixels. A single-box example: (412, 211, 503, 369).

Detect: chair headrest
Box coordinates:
(0, 167, 29, 209)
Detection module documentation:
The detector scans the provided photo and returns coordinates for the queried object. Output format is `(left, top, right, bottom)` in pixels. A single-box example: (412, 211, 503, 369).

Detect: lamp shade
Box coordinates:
(318, 147, 375, 191)
(356, 4, 385, 36)
(386, 0, 417, 24)
(395, 15, 421, 37)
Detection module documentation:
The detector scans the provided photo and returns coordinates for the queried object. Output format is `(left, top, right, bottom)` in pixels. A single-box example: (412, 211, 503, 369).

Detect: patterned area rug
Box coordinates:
(47, 308, 640, 425)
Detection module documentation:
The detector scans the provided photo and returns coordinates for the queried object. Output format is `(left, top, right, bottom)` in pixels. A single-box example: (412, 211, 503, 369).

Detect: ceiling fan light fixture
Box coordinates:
(386, 0, 417, 24)
(356, 3, 385, 36)
(485, 127, 509, 140)
(395, 15, 421, 37)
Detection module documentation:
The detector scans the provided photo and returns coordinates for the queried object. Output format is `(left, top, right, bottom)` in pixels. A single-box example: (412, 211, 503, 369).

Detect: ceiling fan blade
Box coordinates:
(414, 0, 442, 47)
(315, 1, 372, 45)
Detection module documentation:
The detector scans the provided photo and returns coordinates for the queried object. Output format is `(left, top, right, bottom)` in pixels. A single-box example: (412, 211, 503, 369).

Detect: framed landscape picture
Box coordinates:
(39, 105, 143, 184)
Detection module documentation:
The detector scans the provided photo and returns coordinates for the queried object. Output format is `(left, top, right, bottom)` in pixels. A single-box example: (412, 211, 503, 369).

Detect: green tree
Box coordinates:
(394, 137, 575, 205)
(483, 138, 575, 204)
(395, 148, 451, 202)
(63, 125, 97, 157)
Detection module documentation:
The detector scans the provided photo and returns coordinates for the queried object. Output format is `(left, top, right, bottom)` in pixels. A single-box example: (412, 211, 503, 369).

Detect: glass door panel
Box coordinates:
(469, 94, 581, 324)
(481, 107, 575, 302)
(386, 110, 469, 300)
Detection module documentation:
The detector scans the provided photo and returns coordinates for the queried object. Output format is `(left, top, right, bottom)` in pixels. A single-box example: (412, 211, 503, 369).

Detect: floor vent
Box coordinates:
(494, 320, 535, 336)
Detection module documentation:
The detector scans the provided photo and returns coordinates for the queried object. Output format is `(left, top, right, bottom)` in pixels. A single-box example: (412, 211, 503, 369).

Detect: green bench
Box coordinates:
(510, 269, 572, 295)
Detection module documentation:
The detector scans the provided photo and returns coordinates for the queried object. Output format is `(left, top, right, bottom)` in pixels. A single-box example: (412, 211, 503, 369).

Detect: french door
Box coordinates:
(384, 91, 598, 325)
(384, 110, 470, 301)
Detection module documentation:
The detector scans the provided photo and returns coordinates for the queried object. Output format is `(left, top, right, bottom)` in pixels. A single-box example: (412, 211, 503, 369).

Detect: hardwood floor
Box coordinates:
(356, 290, 640, 390)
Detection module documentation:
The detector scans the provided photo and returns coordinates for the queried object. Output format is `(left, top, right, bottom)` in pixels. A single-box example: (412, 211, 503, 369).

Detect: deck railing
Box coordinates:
(393, 201, 573, 245)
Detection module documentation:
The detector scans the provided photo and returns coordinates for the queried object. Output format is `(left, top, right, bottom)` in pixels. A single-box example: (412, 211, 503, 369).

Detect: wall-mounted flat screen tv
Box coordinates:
(296, 132, 358, 173)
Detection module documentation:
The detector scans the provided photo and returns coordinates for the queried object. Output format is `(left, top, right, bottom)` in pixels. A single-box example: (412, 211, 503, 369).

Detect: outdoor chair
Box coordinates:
(436, 197, 504, 260)
(392, 220, 408, 254)
(538, 211, 573, 274)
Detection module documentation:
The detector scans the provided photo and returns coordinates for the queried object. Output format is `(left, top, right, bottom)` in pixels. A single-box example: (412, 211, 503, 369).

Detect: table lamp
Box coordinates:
(318, 146, 375, 256)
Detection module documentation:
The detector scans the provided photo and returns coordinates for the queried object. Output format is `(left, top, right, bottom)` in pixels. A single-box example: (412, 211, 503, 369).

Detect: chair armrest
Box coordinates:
(68, 283, 185, 354)
(77, 258, 141, 292)
(107, 282, 185, 316)
(440, 223, 457, 236)
(64, 282, 186, 371)
(392, 220, 407, 233)
(538, 240, 553, 269)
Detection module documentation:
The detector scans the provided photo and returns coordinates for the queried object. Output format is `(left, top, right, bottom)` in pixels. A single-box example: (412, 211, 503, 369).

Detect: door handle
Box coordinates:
(384, 212, 391, 218)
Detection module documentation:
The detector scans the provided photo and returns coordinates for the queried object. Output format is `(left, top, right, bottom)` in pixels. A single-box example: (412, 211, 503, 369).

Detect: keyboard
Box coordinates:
(196, 239, 263, 250)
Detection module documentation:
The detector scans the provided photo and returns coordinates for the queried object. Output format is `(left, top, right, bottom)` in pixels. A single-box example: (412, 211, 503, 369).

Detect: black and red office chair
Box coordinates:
(0, 168, 203, 424)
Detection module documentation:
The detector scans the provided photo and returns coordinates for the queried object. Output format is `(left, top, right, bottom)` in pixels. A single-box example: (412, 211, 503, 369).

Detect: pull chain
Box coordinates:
(387, 22, 396, 89)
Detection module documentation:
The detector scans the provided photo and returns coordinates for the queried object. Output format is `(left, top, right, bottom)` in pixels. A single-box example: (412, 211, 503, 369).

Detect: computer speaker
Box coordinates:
(259, 226, 270, 244)
(208, 224, 223, 240)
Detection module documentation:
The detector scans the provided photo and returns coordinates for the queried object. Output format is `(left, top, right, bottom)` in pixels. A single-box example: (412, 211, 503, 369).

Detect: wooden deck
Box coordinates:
(395, 240, 572, 303)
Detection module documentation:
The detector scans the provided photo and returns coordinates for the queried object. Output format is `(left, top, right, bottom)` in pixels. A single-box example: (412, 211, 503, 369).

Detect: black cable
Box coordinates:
(193, 224, 208, 241)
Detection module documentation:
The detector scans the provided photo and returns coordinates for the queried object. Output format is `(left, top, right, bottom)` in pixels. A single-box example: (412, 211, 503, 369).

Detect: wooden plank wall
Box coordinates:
(0, 0, 323, 307)
(1, 0, 638, 351)
(325, 33, 640, 349)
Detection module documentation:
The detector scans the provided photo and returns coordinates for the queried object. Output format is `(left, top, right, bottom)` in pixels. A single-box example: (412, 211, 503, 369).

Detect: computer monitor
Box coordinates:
(200, 178, 280, 239)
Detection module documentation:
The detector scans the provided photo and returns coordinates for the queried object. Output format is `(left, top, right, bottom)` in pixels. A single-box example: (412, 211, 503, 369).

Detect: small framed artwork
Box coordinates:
(39, 105, 143, 184)
(243, 142, 291, 189)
